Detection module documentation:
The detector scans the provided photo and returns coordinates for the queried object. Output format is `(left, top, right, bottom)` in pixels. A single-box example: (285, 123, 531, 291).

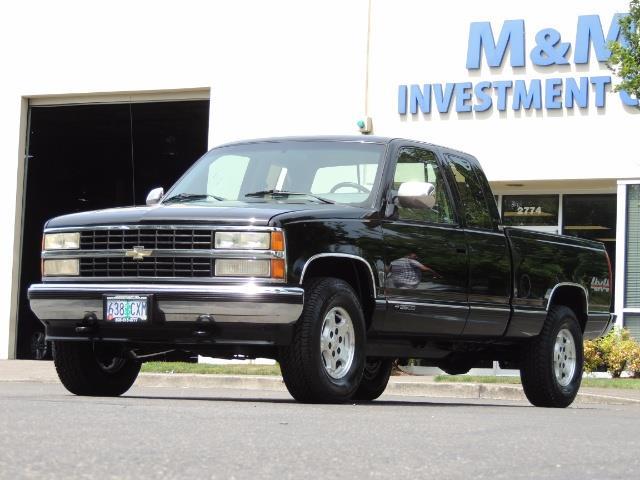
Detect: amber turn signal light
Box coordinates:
(271, 259, 286, 279)
(271, 231, 285, 251)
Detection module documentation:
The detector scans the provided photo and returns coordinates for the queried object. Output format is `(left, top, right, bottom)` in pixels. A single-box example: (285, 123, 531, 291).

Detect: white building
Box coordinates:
(0, 0, 638, 359)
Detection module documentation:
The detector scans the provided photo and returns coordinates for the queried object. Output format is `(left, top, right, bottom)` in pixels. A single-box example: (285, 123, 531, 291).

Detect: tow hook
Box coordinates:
(75, 313, 98, 334)
(193, 314, 215, 337)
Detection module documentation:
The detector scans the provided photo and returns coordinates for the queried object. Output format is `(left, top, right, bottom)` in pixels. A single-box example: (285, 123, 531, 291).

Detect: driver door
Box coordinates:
(381, 146, 469, 335)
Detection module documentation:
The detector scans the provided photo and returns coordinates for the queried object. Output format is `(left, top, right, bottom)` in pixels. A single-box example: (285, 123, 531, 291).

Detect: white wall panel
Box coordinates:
(0, 0, 635, 357)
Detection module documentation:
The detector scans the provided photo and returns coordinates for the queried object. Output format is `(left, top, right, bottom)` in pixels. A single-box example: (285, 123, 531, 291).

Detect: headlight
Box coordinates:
(215, 259, 270, 277)
(43, 259, 79, 276)
(215, 232, 270, 250)
(44, 232, 80, 250)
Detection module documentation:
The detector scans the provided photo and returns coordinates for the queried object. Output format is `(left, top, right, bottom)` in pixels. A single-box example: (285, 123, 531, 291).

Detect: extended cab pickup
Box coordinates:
(29, 136, 615, 407)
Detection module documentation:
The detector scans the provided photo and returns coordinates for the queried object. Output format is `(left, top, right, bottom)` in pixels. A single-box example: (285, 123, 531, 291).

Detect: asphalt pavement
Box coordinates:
(1, 382, 639, 479)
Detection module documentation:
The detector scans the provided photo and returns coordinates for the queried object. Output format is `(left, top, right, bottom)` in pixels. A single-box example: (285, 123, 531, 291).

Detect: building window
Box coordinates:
(501, 195, 559, 227)
(563, 193, 617, 282)
(562, 194, 617, 242)
(624, 314, 640, 341)
(625, 186, 640, 308)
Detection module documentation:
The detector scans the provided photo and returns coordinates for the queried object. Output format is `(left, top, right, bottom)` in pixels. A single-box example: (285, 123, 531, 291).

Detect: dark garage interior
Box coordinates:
(17, 100, 210, 359)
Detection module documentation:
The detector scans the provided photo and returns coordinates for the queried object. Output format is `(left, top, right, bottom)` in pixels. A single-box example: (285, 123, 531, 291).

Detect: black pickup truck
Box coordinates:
(28, 136, 615, 407)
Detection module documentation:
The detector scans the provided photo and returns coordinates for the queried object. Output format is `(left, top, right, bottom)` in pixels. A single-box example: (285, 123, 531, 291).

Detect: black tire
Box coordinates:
(53, 341, 141, 397)
(279, 277, 366, 403)
(520, 306, 584, 408)
(352, 358, 393, 401)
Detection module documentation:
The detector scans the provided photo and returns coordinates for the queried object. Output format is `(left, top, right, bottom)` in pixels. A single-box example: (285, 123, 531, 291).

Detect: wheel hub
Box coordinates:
(553, 328, 577, 387)
(320, 307, 355, 379)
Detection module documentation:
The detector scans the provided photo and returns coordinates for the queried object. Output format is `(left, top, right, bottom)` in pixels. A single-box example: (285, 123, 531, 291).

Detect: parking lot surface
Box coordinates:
(0, 382, 638, 479)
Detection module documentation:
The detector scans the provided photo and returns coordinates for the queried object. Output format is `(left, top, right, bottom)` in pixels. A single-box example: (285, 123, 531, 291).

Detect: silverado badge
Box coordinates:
(125, 246, 152, 261)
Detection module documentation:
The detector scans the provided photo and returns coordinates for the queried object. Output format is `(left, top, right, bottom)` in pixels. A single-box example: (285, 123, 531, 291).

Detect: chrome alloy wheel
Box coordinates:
(553, 328, 577, 387)
(320, 307, 356, 379)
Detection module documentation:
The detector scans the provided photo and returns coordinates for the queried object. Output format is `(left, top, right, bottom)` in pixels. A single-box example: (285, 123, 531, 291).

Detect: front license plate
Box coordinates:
(104, 295, 149, 323)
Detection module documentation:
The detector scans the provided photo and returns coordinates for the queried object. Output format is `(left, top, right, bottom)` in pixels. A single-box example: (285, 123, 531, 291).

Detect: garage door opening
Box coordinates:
(17, 99, 210, 359)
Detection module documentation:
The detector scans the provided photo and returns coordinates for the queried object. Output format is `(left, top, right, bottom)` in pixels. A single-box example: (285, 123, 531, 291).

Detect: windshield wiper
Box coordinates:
(162, 193, 225, 204)
(244, 190, 335, 204)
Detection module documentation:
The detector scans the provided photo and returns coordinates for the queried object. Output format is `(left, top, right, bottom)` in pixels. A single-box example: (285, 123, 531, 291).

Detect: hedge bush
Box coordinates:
(583, 328, 640, 378)
(628, 343, 640, 379)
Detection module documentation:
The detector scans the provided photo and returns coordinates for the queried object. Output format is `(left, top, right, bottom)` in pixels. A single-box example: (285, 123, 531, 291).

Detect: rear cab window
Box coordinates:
(445, 153, 499, 230)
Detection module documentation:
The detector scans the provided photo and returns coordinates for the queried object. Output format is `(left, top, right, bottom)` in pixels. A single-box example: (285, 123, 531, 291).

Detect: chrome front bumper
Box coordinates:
(28, 283, 304, 324)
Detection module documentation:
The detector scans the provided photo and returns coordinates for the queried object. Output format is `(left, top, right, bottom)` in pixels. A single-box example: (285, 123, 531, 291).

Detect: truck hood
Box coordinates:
(45, 201, 370, 229)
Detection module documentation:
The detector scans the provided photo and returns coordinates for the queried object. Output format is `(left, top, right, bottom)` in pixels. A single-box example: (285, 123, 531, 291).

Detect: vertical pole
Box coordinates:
(363, 0, 372, 118)
(7, 97, 30, 360)
(558, 194, 563, 235)
(615, 181, 628, 328)
(128, 103, 136, 205)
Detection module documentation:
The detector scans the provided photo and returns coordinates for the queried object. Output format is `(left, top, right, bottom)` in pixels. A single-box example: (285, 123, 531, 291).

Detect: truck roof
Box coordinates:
(216, 135, 396, 147)
(217, 134, 448, 148)
(214, 135, 476, 160)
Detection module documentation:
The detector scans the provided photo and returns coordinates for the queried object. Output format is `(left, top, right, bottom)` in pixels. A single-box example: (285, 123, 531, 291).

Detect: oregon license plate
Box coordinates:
(104, 295, 149, 323)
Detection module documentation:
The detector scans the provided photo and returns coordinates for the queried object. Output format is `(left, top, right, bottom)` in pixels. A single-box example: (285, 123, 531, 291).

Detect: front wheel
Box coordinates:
(352, 358, 393, 401)
(279, 277, 366, 403)
(520, 306, 583, 408)
(53, 341, 141, 396)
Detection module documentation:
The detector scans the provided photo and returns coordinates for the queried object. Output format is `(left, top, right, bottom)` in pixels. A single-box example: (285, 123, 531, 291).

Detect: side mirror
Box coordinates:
(146, 187, 164, 206)
(397, 181, 436, 209)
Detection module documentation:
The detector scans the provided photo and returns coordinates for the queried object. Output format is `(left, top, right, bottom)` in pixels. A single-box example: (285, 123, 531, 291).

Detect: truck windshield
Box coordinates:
(163, 140, 386, 207)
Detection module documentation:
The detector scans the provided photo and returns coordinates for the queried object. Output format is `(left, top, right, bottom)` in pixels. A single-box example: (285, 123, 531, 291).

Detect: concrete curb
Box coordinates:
(135, 373, 287, 392)
(134, 374, 640, 405)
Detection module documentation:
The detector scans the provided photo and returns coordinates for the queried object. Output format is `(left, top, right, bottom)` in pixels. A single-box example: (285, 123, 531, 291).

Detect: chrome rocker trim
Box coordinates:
(604, 314, 617, 336)
(28, 283, 304, 324)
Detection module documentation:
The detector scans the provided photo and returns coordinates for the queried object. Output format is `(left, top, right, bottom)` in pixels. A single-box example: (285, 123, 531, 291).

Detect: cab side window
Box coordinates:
(392, 147, 454, 224)
(446, 154, 494, 230)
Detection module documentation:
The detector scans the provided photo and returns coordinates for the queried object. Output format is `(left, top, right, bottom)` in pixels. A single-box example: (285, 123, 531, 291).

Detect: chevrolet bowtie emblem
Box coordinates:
(125, 246, 153, 261)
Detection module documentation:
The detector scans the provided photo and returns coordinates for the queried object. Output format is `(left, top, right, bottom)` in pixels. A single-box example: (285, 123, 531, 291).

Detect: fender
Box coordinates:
(545, 282, 589, 312)
(299, 253, 378, 299)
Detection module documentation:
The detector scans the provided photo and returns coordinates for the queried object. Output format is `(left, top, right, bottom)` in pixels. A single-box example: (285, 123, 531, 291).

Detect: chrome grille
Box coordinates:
(79, 257, 215, 278)
(80, 229, 215, 250)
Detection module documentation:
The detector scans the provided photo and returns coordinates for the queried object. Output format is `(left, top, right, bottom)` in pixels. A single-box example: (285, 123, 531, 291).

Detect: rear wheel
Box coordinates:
(520, 306, 583, 408)
(352, 358, 393, 401)
(53, 341, 141, 396)
(279, 277, 366, 403)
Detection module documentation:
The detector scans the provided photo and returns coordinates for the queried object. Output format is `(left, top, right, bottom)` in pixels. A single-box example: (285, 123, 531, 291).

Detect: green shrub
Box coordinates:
(627, 343, 640, 379)
(583, 339, 605, 373)
(585, 329, 639, 378)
